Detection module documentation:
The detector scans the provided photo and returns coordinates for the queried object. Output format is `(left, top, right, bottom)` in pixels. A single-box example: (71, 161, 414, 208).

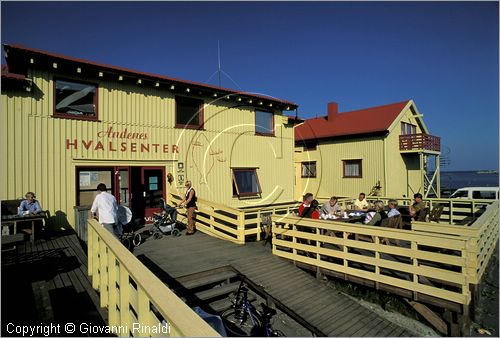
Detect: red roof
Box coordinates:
(1, 64, 28, 81)
(3, 44, 297, 109)
(295, 100, 410, 142)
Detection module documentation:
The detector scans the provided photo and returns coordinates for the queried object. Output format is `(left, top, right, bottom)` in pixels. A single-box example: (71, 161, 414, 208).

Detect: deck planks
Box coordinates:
(134, 232, 414, 337)
(1, 231, 107, 331)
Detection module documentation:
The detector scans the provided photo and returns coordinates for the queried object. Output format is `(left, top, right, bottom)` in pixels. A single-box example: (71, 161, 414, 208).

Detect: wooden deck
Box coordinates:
(134, 232, 415, 337)
(1, 231, 107, 336)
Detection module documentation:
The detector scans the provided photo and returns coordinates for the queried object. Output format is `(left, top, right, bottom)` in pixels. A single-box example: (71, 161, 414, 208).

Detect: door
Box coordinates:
(114, 167, 130, 206)
(141, 167, 165, 222)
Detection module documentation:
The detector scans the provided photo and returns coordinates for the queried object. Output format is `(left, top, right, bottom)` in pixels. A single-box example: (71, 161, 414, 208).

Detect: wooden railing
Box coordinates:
(169, 192, 247, 244)
(271, 201, 498, 310)
(271, 215, 472, 307)
(168, 192, 304, 243)
(362, 196, 495, 225)
(399, 133, 441, 152)
(87, 219, 220, 337)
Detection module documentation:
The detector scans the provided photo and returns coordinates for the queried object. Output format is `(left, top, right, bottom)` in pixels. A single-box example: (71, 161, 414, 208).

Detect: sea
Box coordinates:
(440, 171, 499, 194)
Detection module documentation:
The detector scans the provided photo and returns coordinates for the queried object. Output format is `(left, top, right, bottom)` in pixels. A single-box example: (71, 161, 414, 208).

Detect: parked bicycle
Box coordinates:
(221, 278, 285, 337)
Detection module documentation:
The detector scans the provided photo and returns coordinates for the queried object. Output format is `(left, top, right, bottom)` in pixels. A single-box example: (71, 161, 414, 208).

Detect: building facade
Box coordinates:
(294, 100, 441, 200)
(1, 44, 298, 228)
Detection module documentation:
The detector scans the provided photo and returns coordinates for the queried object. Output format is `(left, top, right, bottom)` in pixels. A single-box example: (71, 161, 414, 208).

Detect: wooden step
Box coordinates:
(179, 270, 238, 290)
(194, 282, 240, 301)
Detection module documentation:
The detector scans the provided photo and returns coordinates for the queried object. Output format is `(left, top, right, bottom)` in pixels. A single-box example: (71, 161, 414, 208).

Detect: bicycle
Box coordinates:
(221, 279, 285, 337)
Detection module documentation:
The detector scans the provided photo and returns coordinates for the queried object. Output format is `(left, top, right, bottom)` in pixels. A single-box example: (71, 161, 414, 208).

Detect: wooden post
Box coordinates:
(257, 210, 261, 242)
(238, 211, 245, 244)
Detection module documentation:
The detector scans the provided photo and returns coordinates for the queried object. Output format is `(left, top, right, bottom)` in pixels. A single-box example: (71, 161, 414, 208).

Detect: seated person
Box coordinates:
(365, 200, 387, 226)
(409, 193, 426, 221)
(300, 199, 320, 219)
(387, 199, 401, 218)
(354, 192, 369, 211)
(298, 193, 314, 216)
(19, 192, 42, 215)
(321, 196, 343, 217)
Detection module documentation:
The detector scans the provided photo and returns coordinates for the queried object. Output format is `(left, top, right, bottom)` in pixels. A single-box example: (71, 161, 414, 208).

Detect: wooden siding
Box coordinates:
(1, 68, 295, 229)
(295, 136, 386, 200)
(295, 102, 431, 200)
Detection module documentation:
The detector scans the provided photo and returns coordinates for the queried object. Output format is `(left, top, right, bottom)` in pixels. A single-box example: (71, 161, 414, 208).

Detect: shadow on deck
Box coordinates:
(1, 230, 108, 337)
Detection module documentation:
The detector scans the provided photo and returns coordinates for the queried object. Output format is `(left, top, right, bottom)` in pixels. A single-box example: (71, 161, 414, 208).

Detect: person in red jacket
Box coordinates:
(301, 199, 320, 219)
(298, 193, 314, 216)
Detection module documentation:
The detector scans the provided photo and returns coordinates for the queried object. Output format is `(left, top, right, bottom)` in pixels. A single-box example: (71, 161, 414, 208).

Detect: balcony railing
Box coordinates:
(399, 133, 440, 152)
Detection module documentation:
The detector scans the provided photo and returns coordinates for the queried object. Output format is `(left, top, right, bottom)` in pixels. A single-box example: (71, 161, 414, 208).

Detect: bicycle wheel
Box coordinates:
(132, 233, 142, 247)
(221, 308, 262, 337)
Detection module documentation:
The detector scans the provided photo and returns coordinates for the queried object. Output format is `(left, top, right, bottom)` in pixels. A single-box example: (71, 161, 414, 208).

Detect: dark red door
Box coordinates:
(141, 167, 165, 223)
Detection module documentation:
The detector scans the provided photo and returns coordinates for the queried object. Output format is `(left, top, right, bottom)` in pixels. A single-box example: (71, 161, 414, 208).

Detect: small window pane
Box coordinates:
(301, 162, 316, 178)
(55, 80, 96, 117)
(232, 169, 261, 196)
(255, 110, 274, 135)
(343, 160, 362, 178)
(401, 122, 406, 135)
(176, 96, 203, 126)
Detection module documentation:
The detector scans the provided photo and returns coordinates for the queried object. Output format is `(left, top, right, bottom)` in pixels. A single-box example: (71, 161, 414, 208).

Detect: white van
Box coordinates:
(450, 187, 499, 200)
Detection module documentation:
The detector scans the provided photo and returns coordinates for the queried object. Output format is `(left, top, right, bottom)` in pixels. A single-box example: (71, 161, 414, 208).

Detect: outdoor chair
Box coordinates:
(260, 214, 273, 247)
(380, 215, 403, 245)
(428, 205, 444, 223)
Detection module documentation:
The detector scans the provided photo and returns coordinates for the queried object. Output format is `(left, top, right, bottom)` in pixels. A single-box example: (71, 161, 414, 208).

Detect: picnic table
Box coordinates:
(1, 212, 46, 243)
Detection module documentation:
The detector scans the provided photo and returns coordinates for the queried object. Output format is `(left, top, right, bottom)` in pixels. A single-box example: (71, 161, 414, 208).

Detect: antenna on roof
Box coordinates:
(217, 40, 221, 88)
(205, 41, 243, 90)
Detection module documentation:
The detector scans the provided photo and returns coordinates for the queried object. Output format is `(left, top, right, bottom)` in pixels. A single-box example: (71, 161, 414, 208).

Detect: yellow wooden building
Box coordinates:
(294, 100, 441, 200)
(1, 44, 298, 228)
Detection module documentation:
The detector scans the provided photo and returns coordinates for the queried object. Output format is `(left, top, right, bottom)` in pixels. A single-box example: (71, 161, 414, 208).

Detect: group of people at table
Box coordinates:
(297, 192, 426, 226)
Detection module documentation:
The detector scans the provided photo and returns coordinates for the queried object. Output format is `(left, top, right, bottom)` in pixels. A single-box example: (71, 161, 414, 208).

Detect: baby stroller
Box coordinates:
(150, 198, 184, 239)
(117, 205, 143, 250)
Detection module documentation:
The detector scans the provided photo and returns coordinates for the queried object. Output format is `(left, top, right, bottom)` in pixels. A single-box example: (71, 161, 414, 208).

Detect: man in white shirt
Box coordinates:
(354, 193, 369, 211)
(91, 183, 120, 238)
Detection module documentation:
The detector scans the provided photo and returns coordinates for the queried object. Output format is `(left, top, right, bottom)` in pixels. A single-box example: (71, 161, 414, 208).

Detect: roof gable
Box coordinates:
(295, 100, 410, 142)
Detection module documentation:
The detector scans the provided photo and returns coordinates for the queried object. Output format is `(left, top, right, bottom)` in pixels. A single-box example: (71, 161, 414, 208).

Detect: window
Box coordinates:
(55, 79, 97, 120)
(474, 190, 497, 199)
(255, 110, 274, 135)
(232, 168, 262, 197)
(175, 96, 204, 128)
(76, 168, 113, 206)
(401, 122, 417, 135)
(343, 160, 362, 178)
(301, 162, 317, 178)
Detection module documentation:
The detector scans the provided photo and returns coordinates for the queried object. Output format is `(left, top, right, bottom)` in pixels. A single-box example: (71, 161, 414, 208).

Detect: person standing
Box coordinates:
(91, 183, 121, 238)
(179, 180, 197, 235)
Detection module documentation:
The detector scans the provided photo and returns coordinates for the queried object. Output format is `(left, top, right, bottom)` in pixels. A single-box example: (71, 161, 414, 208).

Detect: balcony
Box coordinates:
(399, 133, 440, 153)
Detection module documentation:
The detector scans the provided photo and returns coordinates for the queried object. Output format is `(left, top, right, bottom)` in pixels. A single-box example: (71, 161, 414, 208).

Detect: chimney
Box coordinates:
(327, 102, 338, 120)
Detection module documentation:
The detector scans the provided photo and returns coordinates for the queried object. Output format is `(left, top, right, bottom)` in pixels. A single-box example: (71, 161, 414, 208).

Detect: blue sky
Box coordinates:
(2, 1, 498, 170)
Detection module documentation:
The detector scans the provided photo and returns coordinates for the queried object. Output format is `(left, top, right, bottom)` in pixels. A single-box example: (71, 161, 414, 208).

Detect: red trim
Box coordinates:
(141, 167, 167, 218)
(53, 77, 99, 121)
(4, 43, 298, 109)
(342, 159, 363, 178)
